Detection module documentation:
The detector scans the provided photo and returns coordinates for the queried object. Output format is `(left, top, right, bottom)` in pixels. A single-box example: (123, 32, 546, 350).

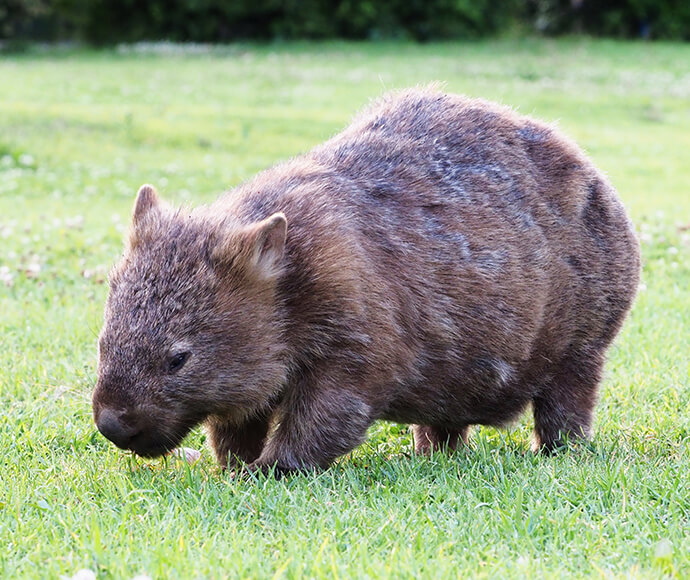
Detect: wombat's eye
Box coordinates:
(166, 351, 191, 374)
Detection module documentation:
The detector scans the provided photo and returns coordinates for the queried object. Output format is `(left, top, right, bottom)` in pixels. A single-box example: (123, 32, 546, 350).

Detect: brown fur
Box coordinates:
(92, 88, 640, 473)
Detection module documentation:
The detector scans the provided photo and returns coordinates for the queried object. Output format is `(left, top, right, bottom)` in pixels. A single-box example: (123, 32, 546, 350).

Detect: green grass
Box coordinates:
(1, 38, 689, 579)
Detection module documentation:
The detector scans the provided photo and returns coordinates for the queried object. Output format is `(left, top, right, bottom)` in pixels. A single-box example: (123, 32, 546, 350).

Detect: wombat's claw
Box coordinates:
(245, 461, 296, 479)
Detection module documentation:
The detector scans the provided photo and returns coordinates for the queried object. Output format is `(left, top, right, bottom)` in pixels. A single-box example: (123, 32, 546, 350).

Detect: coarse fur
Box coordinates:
(92, 87, 641, 473)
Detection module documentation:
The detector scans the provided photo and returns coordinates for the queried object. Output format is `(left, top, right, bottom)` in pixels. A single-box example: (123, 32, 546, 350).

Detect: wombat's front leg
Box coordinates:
(249, 384, 373, 475)
(206, 413, 271, 469)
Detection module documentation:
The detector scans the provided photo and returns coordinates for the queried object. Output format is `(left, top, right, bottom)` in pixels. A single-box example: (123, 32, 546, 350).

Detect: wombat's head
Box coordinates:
(92, 185, 288, 458)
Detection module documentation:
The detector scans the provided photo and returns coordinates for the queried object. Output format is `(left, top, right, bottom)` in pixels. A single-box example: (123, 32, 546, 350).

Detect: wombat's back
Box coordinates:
(227, 87, 639, 360)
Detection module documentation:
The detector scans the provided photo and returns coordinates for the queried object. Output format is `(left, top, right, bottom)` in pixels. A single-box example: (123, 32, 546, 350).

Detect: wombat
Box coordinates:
(93, 87, 640, 473)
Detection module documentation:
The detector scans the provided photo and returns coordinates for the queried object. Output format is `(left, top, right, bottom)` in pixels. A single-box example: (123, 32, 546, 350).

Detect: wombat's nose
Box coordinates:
(96, 408, 139, 449)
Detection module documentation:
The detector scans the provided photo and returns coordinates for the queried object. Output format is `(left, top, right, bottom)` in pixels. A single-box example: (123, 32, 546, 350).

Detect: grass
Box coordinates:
(1, 38, 689, 578)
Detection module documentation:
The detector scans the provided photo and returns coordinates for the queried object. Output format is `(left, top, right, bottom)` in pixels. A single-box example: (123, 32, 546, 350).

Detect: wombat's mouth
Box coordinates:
(126, 425, 194, 458)
(128, 438, 176, 458)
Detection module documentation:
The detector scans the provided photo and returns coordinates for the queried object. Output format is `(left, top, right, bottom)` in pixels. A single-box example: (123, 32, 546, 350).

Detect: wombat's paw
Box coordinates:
(530, 430, 589, 455)
(531, 440, 565, 455)
(245, 460, 304, 479)
(170, 447, 202, 464)
(222, 462, 252, 479)
(225, 458, 300, 479)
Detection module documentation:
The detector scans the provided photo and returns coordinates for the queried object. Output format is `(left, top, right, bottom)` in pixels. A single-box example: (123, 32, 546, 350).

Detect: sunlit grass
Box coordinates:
(1, 38, 688, 578)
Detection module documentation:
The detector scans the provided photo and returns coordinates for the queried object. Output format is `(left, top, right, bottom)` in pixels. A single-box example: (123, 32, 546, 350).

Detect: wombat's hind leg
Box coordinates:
(206, 412, 271, 469)
(532, 353, 603, 453)
(413, 425, 470, 455)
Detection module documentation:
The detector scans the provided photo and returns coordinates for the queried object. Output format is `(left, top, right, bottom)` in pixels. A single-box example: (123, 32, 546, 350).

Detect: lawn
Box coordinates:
(0, 38, 689, 578)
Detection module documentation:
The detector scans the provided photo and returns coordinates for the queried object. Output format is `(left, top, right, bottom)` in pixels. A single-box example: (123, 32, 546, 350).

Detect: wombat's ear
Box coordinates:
(128, 184, 167, 251)
(132, 184, 160, 226)
(251, 212, 288, 271)
(213, 212, 287, 279)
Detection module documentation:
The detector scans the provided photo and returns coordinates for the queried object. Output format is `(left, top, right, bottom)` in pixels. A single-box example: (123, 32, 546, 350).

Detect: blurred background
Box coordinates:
(2, 0, 689, 47)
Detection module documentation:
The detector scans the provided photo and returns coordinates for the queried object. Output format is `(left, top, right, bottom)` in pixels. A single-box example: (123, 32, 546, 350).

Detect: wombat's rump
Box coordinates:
(93, 88, 640, 472)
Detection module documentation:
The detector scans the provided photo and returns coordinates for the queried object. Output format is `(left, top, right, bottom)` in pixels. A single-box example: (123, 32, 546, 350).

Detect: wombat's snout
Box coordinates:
(96, 408, 141, 450)
(94, 403, 185, 458)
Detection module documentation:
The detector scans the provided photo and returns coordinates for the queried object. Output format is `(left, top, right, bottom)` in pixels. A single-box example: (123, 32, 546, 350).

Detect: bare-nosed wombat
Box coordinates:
(93, 88, 640, 473)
